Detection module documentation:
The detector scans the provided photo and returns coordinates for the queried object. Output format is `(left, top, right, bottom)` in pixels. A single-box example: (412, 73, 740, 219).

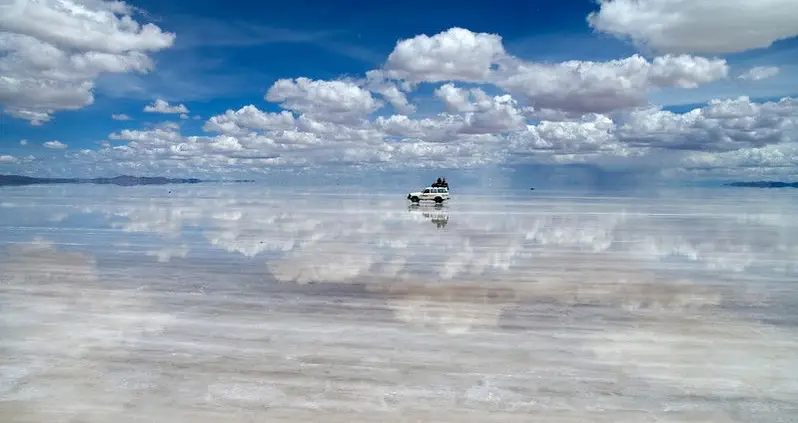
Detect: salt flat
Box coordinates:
(1, 185, 797, 422)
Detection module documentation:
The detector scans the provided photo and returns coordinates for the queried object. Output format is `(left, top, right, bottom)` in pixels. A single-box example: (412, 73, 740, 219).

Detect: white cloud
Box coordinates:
(498, 54, 727, 114)
(509, 113, 623, 156)
(375, 28, 728, 114)
(381, 27, 507, 84)
(366, 79, 416, 114)
(5, 24, 793, 182)
(587, 0, 798, 54)
(43, 140, 68, 149)
(20, 139, 28, 146)
(0, 0, 175, 125)
(84, 109, 509, 174)
(434, 83, 475, 112)
(144, 99, 189, 114)
(265, 77, 381, 123)
(617, 97, 798, 152)
(60, 93, 795, 181)
(0, 154, 35, 164)
(111, 113, 132, 120)
(0, 154, 17, 163)
(679, 142, 798, 178)
(432, 84, 527, 134)
(202, 105, 296, 136)
(739, 66, 780, 81)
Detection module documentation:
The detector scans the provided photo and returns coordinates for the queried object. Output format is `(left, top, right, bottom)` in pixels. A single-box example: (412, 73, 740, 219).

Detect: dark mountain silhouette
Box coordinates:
(0, 174, 253, 187)
(725, 181, 798, 188)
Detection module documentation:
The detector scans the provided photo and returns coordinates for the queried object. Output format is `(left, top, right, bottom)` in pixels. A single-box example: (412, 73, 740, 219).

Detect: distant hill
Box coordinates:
(0, 174, 254, 187)
(725, 181, 798, 188)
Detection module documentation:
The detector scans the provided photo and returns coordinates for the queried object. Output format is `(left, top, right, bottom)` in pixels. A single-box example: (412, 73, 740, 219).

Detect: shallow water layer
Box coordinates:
(1, 185, 797, 422)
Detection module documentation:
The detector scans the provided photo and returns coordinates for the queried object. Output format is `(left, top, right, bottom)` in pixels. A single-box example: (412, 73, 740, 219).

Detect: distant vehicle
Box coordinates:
(407, 185, 450, 203)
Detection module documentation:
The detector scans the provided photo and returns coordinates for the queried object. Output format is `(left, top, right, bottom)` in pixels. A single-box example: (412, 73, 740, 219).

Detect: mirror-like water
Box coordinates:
(2, 185, 797, 422)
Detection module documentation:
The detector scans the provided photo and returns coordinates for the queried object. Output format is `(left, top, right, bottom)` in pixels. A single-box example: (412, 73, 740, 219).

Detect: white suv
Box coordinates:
(407, 186, 450, 203)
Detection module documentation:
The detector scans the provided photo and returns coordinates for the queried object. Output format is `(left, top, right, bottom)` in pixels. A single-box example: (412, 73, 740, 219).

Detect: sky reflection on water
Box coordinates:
(1, 185, 797, 422)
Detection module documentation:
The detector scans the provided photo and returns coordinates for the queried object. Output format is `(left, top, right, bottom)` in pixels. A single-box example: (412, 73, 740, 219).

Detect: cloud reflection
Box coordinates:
(23, 187, 783, 336)
(72, 191, 797, 276)
(1, 187, 797, 421)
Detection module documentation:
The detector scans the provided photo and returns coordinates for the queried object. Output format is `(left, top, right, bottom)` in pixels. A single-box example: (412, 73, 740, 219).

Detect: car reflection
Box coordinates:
(408, 203, 449, 229)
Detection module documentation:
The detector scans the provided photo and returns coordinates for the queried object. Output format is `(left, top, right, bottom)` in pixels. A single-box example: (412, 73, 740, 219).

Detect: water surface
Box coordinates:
(1, 185, 797, 422)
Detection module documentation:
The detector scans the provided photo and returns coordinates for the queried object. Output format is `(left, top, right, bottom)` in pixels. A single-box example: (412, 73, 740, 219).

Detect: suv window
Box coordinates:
(423, 189, 430, 194)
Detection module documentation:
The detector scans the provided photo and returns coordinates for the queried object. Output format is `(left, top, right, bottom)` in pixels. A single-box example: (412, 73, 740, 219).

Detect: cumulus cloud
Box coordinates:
(679, 141, 798, 176)
(43, 140, 67, 149)
(95, 108, 504, 172)
(0, 0, 175, 125)
(64, 92, 797, 180)
(587, 0, 798, 55)
(381, 27, 508, 84)
(496, 54, 728, 113)
(265, 77, 381, 123)
(366, 78, 416, 114)
(508, 113, 623, 156)
(6, 24, 791, 181)
(617, 97, 798, 152)
(202, 105, 296, 136)
(373, 27, 728, 114)
(20, 139, 28, 146)
(738, 66, 780, 81)
(111, 113, 132, 120)
(432, 84, 527, 133)
(0, 154, 35, 164)
(144, 99, 189, 114)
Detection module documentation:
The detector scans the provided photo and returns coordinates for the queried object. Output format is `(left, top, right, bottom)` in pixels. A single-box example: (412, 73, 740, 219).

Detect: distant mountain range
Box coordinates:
(0, 174, 254, 187)
(726, 181, 798, 188)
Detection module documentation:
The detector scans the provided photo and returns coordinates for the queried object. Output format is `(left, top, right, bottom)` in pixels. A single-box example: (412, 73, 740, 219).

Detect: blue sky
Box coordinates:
(1, 0, 797, 184)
